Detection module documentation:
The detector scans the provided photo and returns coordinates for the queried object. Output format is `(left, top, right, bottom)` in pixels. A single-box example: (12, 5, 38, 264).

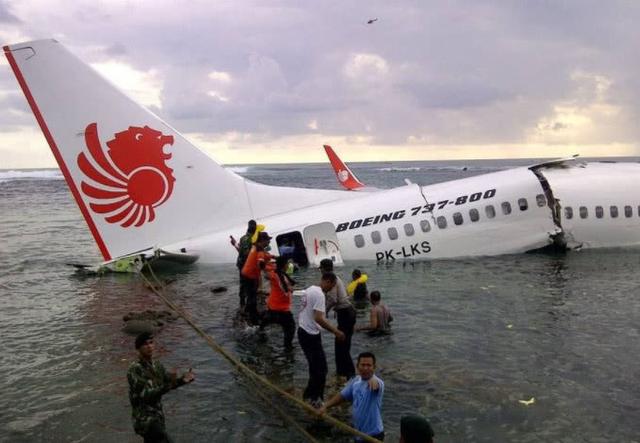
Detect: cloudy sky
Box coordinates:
(1, 0, 639, 167)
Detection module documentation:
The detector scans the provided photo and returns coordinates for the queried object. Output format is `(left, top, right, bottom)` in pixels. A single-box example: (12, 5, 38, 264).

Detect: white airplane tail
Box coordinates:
(4, 39, 255, 260)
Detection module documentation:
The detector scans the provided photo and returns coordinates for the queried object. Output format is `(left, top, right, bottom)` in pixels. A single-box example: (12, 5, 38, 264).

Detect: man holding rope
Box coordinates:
(320, 351, 385, 441)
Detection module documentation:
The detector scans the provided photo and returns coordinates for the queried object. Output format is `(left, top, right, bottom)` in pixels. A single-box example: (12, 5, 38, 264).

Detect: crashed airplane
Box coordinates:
(5, 39, 640, 267)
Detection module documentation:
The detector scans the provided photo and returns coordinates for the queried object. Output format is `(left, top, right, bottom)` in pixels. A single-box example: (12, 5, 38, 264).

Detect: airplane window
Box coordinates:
(485, 205, 496, 219)
(354, 234, 365, 248)
(404, 223, 415, 236)
(579, 206, 588, 219)
(610, 206, 619, 218)
(469, 208, 479, 222)
(453, 212, 463, 225)
(595, 206, 604, 218)
(501, 202, 512, 215)
(518, 198, 528, 211)
(388, 227, 399, 240)
(564, 206, 573, 219)
(536, 194, 546, 207)
(624, 205, 632, 218)
(371, 231, 382, 244)
(436, 216, 447, 229)
(420, 220, 431, 232)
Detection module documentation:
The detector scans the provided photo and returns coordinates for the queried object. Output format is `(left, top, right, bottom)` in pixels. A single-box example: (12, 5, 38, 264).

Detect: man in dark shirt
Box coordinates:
(127, 333, 194, 442)
(230, 219, 257, 308)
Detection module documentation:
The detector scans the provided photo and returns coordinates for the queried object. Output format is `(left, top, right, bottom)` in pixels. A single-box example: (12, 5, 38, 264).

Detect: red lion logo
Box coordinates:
(77, 123, 175, 227)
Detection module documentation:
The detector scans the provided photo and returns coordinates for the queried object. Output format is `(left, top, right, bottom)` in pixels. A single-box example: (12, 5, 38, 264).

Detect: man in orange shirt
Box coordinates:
(241, 231, 272, 325)
(260, 255, 296, 349)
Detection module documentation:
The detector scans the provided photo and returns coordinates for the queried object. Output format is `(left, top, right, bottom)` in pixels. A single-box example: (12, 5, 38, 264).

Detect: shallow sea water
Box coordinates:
(1, 160, 639, 442)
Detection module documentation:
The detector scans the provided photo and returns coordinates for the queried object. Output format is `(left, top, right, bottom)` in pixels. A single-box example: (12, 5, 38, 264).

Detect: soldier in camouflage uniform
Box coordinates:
(127, 333, 195, 442)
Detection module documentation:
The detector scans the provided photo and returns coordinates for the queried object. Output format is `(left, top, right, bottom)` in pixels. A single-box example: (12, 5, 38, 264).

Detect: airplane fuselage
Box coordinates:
(168, 161, 640, 264)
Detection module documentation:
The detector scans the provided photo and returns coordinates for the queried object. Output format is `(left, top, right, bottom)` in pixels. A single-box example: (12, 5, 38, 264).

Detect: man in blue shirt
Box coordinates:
(319, 351, 384, 441)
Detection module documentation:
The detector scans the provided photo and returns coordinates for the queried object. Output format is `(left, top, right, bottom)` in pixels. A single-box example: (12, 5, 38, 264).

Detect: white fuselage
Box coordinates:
(167, 161, 640, 264)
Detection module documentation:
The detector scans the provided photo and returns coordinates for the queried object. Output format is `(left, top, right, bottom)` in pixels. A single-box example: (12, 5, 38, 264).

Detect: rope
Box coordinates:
(141, 264, 382, 443)
(249, 377, 320, 443)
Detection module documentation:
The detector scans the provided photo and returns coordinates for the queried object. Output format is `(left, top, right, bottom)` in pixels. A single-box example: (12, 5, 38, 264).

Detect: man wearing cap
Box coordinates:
(399, 415, 435, 443)
(241, 231, 273, 325)
(127, 333, 194, 442)
(320, 258, 356, 380)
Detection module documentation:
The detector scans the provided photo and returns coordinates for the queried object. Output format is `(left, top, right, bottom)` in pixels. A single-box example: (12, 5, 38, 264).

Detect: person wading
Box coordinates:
(320, 258, 357, 380)
(241, 231, 272, 325)
(260, 255, 296, 349)
(127, 333, 195, 442)
(230, 219, 257, 308)
(320, 351, 385, 441)
(297, 272, 345, 407)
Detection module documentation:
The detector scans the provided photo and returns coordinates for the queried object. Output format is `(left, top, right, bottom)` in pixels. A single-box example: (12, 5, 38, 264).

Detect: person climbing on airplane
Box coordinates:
(241, 231, 273, 326)
(260, 255, 296, 350)
(230, 219, 257, 308)
(356, 290, 393, 336)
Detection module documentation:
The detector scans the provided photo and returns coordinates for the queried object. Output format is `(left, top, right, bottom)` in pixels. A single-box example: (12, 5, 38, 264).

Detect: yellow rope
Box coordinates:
(141, 264, 382, 443)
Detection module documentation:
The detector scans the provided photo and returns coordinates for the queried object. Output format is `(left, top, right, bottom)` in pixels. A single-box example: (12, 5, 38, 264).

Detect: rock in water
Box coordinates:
(122, 310, 178, 335)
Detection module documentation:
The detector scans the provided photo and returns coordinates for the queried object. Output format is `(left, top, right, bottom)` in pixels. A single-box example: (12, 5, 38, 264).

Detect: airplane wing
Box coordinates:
(323, 144, 375, 191)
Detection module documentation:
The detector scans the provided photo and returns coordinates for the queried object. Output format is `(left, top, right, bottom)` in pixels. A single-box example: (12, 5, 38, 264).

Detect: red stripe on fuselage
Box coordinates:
(4, 45, 112, 260)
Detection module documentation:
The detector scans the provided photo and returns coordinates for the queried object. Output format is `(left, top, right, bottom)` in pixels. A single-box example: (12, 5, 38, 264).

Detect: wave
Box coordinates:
(225, 166, 250, 174)
(376, 167, 423, 172)
(0, 169, 64, 183)
(375, 165, 505, 173)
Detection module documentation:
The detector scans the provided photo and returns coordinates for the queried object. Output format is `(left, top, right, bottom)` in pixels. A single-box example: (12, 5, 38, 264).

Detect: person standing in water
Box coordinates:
(320, 258, 356, 380)
(260, 255, 296, 349)
(356, 290, 393, 336)
(297, 272, 345, 407)
(127, 333, 195, 442)
(241, 231, 273, 325)
(319, 351, 385, 441)
(230, 219, 257, 308)
(348, 269, 369, 306)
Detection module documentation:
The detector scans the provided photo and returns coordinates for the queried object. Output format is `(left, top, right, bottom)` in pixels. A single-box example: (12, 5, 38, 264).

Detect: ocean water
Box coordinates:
(1, 159, 639, 442)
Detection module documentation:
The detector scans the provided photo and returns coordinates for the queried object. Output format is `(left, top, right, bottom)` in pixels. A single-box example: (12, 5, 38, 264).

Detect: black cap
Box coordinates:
(135, 332, 153, 349)
(257, 231, 272, 242)
(319, 258, 334, 270)
(400, 415, 434, 443)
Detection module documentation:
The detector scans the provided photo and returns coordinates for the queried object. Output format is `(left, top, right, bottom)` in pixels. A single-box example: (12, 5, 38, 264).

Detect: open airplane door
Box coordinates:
(303, 222, 344, 267)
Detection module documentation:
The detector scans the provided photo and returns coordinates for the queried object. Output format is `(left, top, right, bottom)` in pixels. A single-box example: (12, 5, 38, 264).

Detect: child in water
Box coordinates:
(356, 290, 392, 336)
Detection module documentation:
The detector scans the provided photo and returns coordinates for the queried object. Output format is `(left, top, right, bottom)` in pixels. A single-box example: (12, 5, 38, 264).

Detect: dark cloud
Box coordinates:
(2, 0, 640, 154)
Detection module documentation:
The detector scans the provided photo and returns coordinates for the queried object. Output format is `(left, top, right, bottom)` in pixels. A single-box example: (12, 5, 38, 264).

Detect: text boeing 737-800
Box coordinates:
(5, 39, 640, 267)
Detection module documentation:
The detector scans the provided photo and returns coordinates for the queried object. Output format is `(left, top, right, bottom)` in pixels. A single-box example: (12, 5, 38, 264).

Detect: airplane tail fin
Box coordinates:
(323, 145, 365, 191)
(4, 39, 253, 260)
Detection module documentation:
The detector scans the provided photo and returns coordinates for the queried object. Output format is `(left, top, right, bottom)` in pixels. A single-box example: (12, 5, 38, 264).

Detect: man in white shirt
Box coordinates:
(297, 272, 345, 407)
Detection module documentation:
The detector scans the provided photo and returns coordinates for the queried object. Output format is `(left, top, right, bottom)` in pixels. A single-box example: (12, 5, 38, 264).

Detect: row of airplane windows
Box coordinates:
(352, 194, 640, 248)
(564, 204, 640, 219)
